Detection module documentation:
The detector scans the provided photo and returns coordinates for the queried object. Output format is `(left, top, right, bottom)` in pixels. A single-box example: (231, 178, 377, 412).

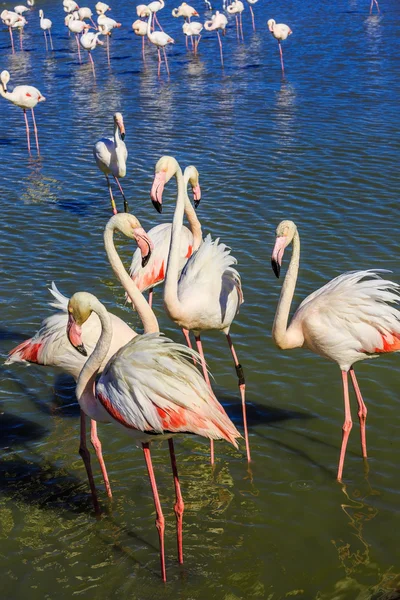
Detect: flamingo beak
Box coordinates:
(133, 227, 154, 268)
(67, 313, 87, 356)
(192, 183, 201, 208)
(117, 119, 125, 140)
(193, 10, 199, 15)
(271, 236, 287, 279)
(150, 170, 167, 213)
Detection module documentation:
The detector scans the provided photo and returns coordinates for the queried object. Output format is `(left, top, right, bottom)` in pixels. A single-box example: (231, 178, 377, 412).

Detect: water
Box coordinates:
(1, 0, 400, 598)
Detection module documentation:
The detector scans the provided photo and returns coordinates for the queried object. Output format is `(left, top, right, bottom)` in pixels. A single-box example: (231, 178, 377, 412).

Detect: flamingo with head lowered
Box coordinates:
(267, 18, 292, 75)
(146, 10, 174, 76)
(204, 11, 228, 67)
(66, 212, 240, 581)
(271, 219, 400, 481)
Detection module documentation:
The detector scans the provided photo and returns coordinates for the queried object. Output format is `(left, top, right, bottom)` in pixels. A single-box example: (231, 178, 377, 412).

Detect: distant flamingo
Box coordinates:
(148, 0, 165, 31)
(370, 0, 380, 14)
(39, 9, 54, 51)
(172, 3, 199, 19)
(137, 4, 151, 17)
(93, 112, 129, 214)
(151, 156, 250, 463)
(77, 6, 97, 27)
(130, 165, 202, 310)
(132, 19, 148, 61)
(14, 1, 34, 16)
(95, 1, 111, 15)
(271, 220, 400, 481)
(66, 212, 240, 581)
(12, 14, 27, 51)
(63, 0, 80, 13)
(204, 11, 228, 67)
(66, 15, 89, 62)
(267, 18, 292, 75)
(97, 13, 121, 65)
(6, 282, 137, 509)
(0, 70, 45, 155)
(246, 0, 257, 31)
(1, 10, 23, 53)
(227, 0, 244, 42)
(80, 30, 104, 77)
(146, 11, 174, 76)
(183, 21, 203, 53)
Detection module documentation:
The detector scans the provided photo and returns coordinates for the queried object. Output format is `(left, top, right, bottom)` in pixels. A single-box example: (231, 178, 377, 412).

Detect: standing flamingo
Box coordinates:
(182, 21, 203, 54)
(0, 70, 45, 156)
(369, 0, 380, 14)
(77, 6, 97, 28)
(93, 112, 129, 214)
(97, 14, 121, 65)
(95, 1, 111, 15)
(12, 14, 27, 51)
(80, 30, 104, 77)
(271, 220, 400, 481)
(148, 0, 165, 31)
(146, 11, 174, 76)
(246, 0, 257, 32)
(14, 1, 34, 16)
(66, 15, 90, 63)
(227, 0, 244, 42)
(151, 156, 250, 463)
(129, 165, 202, 310)
(204, 11, 228, 67)
(39, 9, 54, 51)
(267, 18, 292, 76)
(63, 0, 80, 13)
(1, 10, 24, 54)
(132, 19, 148, 61)
(66, 212, 240, 581)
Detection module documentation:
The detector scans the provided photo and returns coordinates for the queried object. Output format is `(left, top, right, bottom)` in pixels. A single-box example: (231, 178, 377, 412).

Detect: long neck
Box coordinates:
(272, 230, 300, 349)
(183, 169, 202, 250)
(146, 12, 152, 38)
(114, 121, 123, 149)
(0, 84, 9, 100)
(76, 299, 112, 407)
(104, 224, 159, 334)
(164, 164, 186, 318)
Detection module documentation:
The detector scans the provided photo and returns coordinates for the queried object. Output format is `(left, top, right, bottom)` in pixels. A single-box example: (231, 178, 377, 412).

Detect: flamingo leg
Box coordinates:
(349, 368, 368, 459)
(194, 34, 201, 55)
(278, 41, 285, 75)
(142, 442, 166, 582)
(9, 26, 15, 54)
(113, 176, 129, 213)
(235, 15, 239, 41)
(226, 333, 250, 462)
(148, 288, 153, 308)
(239, 13, 244, 42)
(195, 335, 215, 465)
(23, 109, 31, 155)
(249, 5, 255, 31)
(162, 47, 170, 76)
(88, 51, 96, 78)
(75, 34, 82, 63)
(154, 13, 164, 31)
(182, 328, 196, 364)
(374, 0, 380, 13)
(30, 108, 40, 156)
(142, 35, 146, 62)
(106, 34, 111, 66)
(79, 411, 101, 515)
(19, 28, 23, 51)
(338, 371, 353, 481)
(48, 28, 54, 50)
(157, 47, 161, 76)
(90, 17, 97, 28)
(168, 439, 184, 564)
(105, 175, 118, 214)
(216, 30, 224, 67)
(90, 420, 112, 498)
(185, 34, 189, 50)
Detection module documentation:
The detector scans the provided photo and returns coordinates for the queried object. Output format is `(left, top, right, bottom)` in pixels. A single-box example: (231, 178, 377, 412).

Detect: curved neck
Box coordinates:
(164, 163, 187, 318)
(76, 299, 112, 408)
(0, 84, 9, 100)
(183, 169, 202, 250)
(146, 12, 152, 38)
(104, 223, 159, 334)
(272, 230, 300, 349)
(114, 121, 123, 149)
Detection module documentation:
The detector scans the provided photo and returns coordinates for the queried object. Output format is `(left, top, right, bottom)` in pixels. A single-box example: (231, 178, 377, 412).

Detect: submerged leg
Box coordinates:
(9, 26, 15, 54)
(23, 109, 31, 155)
(168, 439, 184, 564)
(106, 34, 111, 66)
(75, 34, 82, 63)
(142, 442, 166, 581)
(79, 411, 101, 515)
(30, 108, 40, 156)
(195, 335, 214, 465)
(239, 13, 244, 42)
(226, 333, 250, 462)
(106, 175, 118, 214)
(142, 35, 146, 62)
(349, 368, 368, 459)
(90, 420, 112, 498)
(48, 28, 54, 50)
(278, 41, 285, 75)
(216, 31, 224, 67)
(338, 371, 353, 481)
(249, 5, 255, 31)
(19, 28, 23, 51)
(113, 176, 129, 213)
(157, 47, 161, 77)
(162, 47, 170, 76)
(88, 51, 96, 78)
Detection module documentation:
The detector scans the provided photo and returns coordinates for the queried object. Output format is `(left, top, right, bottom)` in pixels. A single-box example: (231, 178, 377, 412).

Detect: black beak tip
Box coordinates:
(271, 259, 280, 279)
(76, 344, 88, 357)
(152, 200, 162, 214)
(194, 199, 200, 209)
(121, 133, 125, 140)
(142, 252, 151, 268)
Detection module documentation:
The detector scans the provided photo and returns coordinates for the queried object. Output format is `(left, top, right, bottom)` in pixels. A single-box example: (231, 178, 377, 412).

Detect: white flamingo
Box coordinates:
(204, 11, 228, 67)
(147, 0, 165, 30)
(271, 220, 400, 481)
(172, 3, 199, 19)
(1, 10, 24, 53)
(39, 9, 54, 51)
(14, 1, 34, 16)
(12, 14, 27, 51)
(0, 70, 45, 155)
(66, 213, 240, 581)
(227, 0, 244, 42)
(182, 21, 203, 54)
(97, 13, 121, 64)
(66, 15, 90, 62)
(77, 6, 97, 27)
(63, 0, 80, 13)
(95, 1, 111, 15)
(132, 18, 148, 61)
(146, 11, 174, 76)
(80, 30, 104, 77)
(93, 112, 129, 214)
(267, 18, 292, 75)
(151, 156, 250, 463)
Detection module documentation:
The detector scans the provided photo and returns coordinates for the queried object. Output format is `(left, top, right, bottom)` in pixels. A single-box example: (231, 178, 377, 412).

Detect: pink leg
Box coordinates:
(195, 335, 214, 465)
(148, 289, 153, 309)
(23, 109, 31, 155)
(114, 176, 129, 213)
(90, 420, 112, 498)
(349, 368, 368, 459)
(194, 34, 201, 55)
(106, 34, 111, 66)
(278, 41, 285, 75)
(30, 108, 40, 156)
(168, 439, 184, 564)
(235, 15, 239, 41)
(75, 34, 82, 63)
(182, 328, 196, 364)
(239, 13, 244, 42)
(49, 28, 54, 50)
(88, 51, 96, 78)
(106, 175, 118, 214)
(44, 30, 48, 52)
(249, 5, 255, 31)
(338, 371, 353, 481)
(142, 442, 166, 582)
(226, 333, 250, 462)
(374, 0, 380, 13)
(90, 17, 97, 28)
(79, 411, 101, 515)
(157, 47, 161, 77)
(185, 34, 189, 50)
(162, 47, 170, 76)
(9, 27, 15, 54)
(154, 13, 164, 31)
(216, 31, 224, 67)
(142, 35, 146, 62)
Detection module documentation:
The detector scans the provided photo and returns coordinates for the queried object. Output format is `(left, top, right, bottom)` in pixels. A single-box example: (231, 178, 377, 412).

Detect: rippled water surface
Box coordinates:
(1, 0, 400, 598)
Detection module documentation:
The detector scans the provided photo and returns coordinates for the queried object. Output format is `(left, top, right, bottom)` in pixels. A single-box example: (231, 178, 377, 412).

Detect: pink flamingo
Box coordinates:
(39, 9, 54, 51)
(146, 11, 174, 76)
(148, 0, 165, 31)
(151, 156, 250, 463)
(66, 15, 90, 63)
(227, 0, 245, 42)
(97, 14, 121, 65)
(132, 18, 148, 61)
(67, 213, 240, 581)
(0, 70, 45, 156)
(267, 18, 292, 76)
(204, 11, 228, 67)
(80, 30, 104, 77)
(1, 10, 24, 54)
(370, 0, 380, 14)
(271, 220, 400, 481)
(129, 165, 201, 310)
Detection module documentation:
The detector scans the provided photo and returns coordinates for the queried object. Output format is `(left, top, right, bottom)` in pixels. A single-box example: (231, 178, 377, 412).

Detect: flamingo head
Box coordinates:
(271, 220, 297, 278)
(106, 213, 154, 268)
(67, 293, 91, 356)
(151, 156, 180, 213)
(185, 165, 201, 208)
(267, 18, 276, 32)
(113, 112, 125, 140)
(39, 9, 44, 17)
(0, 70, 10, 92)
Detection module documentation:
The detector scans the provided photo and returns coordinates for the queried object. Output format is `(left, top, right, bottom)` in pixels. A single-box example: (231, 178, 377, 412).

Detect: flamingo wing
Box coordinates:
(93, 136, 115, 173)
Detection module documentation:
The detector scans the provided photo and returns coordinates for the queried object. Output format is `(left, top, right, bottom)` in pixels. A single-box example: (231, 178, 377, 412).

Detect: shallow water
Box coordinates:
(1, 0, 400, 598)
